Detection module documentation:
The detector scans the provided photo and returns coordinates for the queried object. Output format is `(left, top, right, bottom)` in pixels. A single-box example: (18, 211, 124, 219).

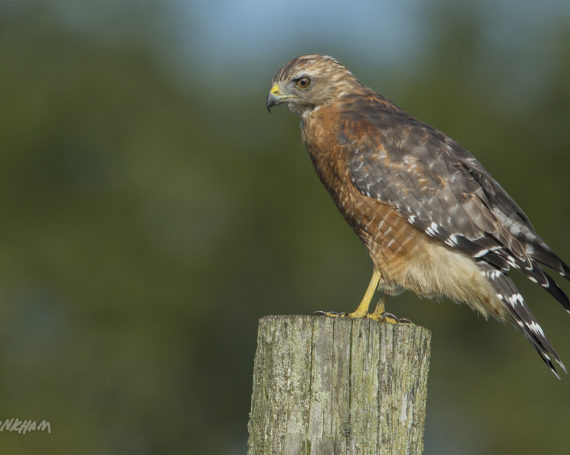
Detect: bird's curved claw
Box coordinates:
(367, 312, 412, 324)
(312, 310, 349, 318)
(313, 310, 412, 324)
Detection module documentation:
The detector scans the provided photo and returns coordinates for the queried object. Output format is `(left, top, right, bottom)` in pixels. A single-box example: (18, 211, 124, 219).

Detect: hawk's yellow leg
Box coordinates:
(346, 268, 381, 318)
(317, 268, 406, 323)
(368, 294, 397, 324)
(371, 293, 388, 317)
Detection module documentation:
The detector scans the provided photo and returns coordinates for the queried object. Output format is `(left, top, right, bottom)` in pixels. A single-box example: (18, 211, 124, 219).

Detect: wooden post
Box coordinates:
(247, 315, 431, 455)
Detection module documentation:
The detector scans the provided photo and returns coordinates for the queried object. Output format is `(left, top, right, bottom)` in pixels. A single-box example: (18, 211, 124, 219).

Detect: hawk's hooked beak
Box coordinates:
(266, 83, 281, 113)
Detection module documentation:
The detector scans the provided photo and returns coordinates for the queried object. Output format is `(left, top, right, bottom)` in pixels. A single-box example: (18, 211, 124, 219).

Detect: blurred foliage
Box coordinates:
(0, 3, 568, 455)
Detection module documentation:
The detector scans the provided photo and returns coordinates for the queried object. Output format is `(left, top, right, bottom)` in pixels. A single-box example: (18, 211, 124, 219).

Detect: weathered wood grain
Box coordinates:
(247, 315, 431, 455)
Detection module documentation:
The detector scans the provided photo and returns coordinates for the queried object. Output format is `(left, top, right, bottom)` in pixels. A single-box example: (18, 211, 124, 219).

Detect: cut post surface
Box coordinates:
(247, 315, 431, 455)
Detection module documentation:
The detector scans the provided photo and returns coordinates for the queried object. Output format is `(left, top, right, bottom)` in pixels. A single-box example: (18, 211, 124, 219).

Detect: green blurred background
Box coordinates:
(0, 1, 569, 454)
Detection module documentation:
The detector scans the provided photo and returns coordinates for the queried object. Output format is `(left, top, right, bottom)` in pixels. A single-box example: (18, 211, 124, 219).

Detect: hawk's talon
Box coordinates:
(365, 312, 411, 324)
(366, 312, 397, 324)
(313, 309, 411, 324)
(381, 312, 398, 323)
(312, 311, 348, 318)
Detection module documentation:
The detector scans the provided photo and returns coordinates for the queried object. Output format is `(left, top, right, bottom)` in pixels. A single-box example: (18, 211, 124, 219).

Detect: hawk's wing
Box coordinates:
(341, 94, 569, 310)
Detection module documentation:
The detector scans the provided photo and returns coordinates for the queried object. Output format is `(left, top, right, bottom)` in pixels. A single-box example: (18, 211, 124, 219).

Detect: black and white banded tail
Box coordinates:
(480, 263, 567, 379)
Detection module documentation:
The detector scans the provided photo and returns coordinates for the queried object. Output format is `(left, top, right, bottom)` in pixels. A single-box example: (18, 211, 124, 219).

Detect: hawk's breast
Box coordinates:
(301, 104, 423, 292)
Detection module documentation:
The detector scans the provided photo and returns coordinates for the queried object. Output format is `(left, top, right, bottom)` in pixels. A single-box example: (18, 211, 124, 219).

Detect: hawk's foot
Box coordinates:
(366, 312, 413, 324)
(312, 310, 411, 324)
(312, 310, 349, 318)
(312, 309, 368, 319)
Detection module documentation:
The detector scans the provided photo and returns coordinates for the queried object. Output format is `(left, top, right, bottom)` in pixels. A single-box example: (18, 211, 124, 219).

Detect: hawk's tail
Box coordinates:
(483, 265, 566, 379)
(518, 260, 570, 314)
(527, 238, 570, 281)
(521, 240, 570, 314)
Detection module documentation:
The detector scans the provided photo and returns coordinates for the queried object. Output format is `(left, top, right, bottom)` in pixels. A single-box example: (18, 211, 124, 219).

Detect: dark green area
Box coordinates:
(0, 4, 568, 455)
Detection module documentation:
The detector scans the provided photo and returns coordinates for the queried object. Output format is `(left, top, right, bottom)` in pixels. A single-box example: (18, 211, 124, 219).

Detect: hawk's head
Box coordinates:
(266, 54, 359, 117)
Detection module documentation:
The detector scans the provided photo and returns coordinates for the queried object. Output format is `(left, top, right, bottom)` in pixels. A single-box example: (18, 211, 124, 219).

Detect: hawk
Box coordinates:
(266, 54, 569, 378)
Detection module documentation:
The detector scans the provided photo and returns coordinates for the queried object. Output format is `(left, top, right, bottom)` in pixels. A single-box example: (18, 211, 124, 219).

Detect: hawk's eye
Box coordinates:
(295, 77, 311, 89)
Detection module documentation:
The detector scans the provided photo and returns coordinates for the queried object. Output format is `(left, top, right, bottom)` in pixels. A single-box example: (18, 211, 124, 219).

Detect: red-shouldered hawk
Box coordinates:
(266, 54, 569, 378)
